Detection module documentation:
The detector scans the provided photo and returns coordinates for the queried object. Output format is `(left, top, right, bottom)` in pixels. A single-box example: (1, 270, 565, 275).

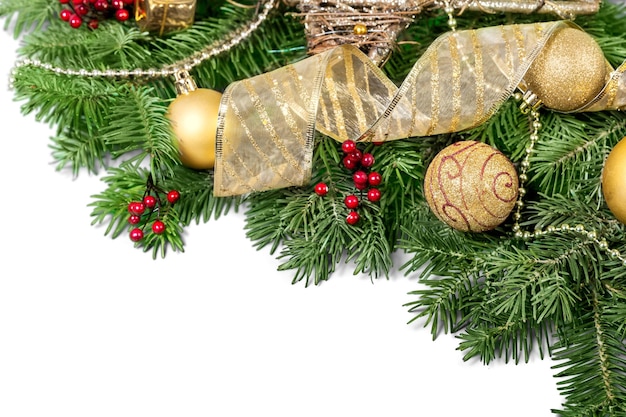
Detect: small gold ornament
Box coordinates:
(135, 0, 197, 36)
(602, 136, 626, 224)
(353, 23, 368, 35)
(424, 141, 519, 232)
(523, 27, 607, 112)
(166, 71, 222, 170)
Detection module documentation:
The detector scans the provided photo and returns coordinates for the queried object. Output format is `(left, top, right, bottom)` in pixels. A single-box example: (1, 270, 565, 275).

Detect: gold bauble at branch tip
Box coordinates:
(523, 27, 607, 112)
(167, 85, 222, 170)
(602, 136, 626, 224)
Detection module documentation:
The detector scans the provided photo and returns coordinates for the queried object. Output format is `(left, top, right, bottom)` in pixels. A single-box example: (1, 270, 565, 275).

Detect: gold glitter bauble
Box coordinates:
(524, 27, 607, 112)
(424, 141, 519, 232)
(166, 88, 222, 170)
(602, 136, 626, 224)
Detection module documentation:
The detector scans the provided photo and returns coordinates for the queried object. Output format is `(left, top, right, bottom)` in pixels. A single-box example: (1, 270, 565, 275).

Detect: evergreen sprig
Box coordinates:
(3, 0, 626, 414)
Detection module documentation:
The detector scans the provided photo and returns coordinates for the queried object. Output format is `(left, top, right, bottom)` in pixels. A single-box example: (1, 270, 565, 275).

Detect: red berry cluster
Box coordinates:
(314, 139, 382, 226)
(128, 183, 180, 243)
(58, 0, 133, 30)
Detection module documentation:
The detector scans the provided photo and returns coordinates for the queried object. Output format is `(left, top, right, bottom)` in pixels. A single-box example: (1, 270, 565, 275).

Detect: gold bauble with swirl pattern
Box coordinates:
(424, 141, 519, 232)
(524, 27, 607, 112)
(166, 88, 222, 170)
(602, 136, 626, 224)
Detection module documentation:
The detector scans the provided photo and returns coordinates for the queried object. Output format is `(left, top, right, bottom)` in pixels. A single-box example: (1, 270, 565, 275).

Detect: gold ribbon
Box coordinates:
(213, 20, 626, 197)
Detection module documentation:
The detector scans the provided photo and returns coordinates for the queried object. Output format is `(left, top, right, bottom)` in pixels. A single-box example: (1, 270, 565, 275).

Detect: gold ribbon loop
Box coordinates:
(214, 20, 626, 197)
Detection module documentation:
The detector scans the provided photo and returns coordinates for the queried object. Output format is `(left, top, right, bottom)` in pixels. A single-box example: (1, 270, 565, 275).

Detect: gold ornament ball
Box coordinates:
(424, 141, 519, 232)
(602, 136, 626, 224)
(353, 23, 368, 36)
(524, 27, 607, 112)
(167, 88, 222, 170)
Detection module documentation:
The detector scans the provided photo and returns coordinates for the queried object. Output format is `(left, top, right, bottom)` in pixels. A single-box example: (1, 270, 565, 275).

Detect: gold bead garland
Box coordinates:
(510, 91, 626, 267)
(7, 0, 279, 87)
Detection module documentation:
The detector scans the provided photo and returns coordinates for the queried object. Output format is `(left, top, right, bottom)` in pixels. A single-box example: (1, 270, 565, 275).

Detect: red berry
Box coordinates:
(69, 14, 82, 28)
(93, 0, 108, 11)
(129, 228, 144, 242)
(167, 190, 180, 204)
(128, 214, 141, 225)
(122, 0, 134, 4)
(115, 8, 130, 21)
(143, 195, 157, 208)
(128, 201, 146, 216)
(314, 182, 328, 196)
(361, 153, 374, 168)
(346, 210, 360, 225)
(344, 194, 359, 209)
(367, 188, 381, 202)
(75, 3, 89, 15)
(73, 0, 84, 4)
(373, 141, 384, 146)
(354, 182, 367, 190)
(59, 0, 70, 4)
(353, 170, 368, 185)
(341, 140, 357, 154)
(111, 0, 124, 8)
(88, 19, 99, 30)
(349, 149, 362, 162)
(60, 9, 72, 21)
(343, 155, 358, 170)
(368, 172, 382, 186)
(152, 220, 166, 234)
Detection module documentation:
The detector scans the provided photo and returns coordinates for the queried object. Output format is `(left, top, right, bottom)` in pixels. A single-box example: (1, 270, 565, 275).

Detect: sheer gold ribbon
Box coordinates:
(214, 20, 626, 197)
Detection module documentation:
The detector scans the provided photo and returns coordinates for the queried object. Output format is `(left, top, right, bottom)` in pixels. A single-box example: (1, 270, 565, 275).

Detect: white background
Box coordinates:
(0, 19, 563, 417)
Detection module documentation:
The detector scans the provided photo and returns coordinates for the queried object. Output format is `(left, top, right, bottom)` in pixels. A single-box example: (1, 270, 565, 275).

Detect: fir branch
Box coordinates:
(18, 19, 154, 69)
(346, 201, 392, 279)
(456, 318, 553, 365)
(276, 195, 361, 286)
(0, 0, 56, 38)
(405, 272, 480, 339)
(90, 166, 150, 239)
(245, 189, 291, 254)
(165, 166, 241, 226)
(99, 85, 179, 180)
(531, 112, 626, 197)
(12, 65, 120, 135)
(49, 127, 109, 175)
(89, 165, 186, 258)
(551, 289, 626, 416)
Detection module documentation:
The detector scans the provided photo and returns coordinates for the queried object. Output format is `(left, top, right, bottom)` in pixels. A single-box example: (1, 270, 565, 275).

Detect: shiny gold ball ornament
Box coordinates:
(166, 72, 222, 170)
(424, 141, 519, 232)
(353, 23, 368, 35)
(602, 136, 626, 224)
(523, 27, 607, 112)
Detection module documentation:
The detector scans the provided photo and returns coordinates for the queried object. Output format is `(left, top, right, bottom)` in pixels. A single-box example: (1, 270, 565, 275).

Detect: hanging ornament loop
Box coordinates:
(173, 70, 198, 95)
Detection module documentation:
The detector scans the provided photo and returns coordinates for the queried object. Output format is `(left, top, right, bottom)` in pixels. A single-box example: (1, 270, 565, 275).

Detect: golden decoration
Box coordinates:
(212, 21, 626, 197)
(135, 0, 196, 36)
(285, 0, 600, 66)
(423, 141, 518, 232)
(523, 27, 607, 112)
(167, 71, 222, 170)
(602, 136, 626, 224)
(353, 23, 368, 35)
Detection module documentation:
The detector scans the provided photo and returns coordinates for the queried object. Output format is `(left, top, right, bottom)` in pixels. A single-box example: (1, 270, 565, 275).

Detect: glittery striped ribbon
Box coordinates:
(213, 20, 626, 196)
